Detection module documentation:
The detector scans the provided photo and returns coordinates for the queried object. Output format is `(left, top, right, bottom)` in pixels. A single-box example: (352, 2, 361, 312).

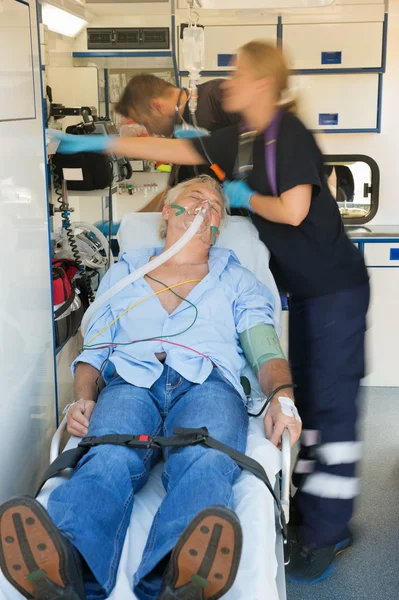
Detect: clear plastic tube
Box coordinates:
(80, 209, 207, 337)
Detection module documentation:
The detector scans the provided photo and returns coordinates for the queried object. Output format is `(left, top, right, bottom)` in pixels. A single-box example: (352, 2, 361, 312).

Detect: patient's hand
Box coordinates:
(67, 399, 96, 437)
(264, 396, 302, 448)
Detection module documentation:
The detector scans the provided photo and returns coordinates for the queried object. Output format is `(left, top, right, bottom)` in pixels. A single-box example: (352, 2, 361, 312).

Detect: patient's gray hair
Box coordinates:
(159, 175, 229, 239)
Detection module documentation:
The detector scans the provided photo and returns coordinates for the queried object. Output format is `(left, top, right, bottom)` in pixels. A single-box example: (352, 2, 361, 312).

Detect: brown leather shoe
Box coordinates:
(159, 506, 242, 600)
(0, 496, 85, 599)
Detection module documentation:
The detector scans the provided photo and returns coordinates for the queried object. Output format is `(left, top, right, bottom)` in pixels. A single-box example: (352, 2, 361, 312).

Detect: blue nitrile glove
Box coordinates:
(47, 129, 115, 154)
(223, 179, 255, 212)
(174, 125, 210, 138)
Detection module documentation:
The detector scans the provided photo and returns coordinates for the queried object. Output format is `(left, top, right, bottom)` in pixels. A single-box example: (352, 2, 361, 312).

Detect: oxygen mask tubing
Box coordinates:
(81, 206, 211, 337)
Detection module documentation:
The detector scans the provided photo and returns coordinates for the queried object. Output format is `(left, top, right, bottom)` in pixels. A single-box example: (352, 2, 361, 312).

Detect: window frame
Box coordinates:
(323, 154, 380, 224)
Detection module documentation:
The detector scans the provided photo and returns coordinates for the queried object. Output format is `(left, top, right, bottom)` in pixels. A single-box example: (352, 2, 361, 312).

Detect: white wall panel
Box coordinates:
(47, 66, 99, 129)
(0, 0, 35, 121)
(284, 22, 383, 69)
(0, 0, 56, 500)
(292, 73, 379, 130)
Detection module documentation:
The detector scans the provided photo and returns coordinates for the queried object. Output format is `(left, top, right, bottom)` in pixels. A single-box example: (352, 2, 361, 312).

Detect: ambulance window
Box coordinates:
(323, 155, 379, 224)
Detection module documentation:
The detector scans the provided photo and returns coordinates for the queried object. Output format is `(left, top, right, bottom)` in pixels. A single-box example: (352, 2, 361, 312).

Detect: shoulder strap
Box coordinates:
(264, 109, 284, 197)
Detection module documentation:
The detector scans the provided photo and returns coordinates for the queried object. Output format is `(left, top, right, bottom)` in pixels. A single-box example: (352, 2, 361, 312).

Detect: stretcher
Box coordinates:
(0, 214, 290, 600)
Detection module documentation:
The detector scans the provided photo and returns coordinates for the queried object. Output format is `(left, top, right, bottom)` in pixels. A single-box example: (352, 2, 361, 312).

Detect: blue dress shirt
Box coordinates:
(72, 247, 275, 399)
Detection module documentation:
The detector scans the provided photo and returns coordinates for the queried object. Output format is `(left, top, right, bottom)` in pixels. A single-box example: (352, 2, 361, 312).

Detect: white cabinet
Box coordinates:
(283, 22, 383, 70)
(364, 242, 399, 267)
(362, 268, 399, 387)
(292, 73, 379, 130)
(179, 25, 277, 71)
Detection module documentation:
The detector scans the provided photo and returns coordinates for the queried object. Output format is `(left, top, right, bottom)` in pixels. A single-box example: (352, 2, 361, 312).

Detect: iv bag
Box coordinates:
(183, 26, 204, 82)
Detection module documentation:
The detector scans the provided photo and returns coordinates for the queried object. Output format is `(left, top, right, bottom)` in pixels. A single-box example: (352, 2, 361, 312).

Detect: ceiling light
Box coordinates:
(41, 3, 88, 38)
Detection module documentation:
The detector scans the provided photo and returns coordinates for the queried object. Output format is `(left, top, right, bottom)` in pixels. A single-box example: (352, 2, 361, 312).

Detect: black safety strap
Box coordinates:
(36, 430, 211, 494)
(54, 287, 76, 320)
(38, 447, 87, 492)
(37, 427, 289, 561)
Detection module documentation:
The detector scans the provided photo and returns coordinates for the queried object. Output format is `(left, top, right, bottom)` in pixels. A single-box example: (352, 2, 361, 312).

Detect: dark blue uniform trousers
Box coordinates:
(289, 282, 370, 548)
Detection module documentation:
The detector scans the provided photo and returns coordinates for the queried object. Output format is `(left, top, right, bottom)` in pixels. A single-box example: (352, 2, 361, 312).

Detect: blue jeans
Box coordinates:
(47, 366, 249, 600)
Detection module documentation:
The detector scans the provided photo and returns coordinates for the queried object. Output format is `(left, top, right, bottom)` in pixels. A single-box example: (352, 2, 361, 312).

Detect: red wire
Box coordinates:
(87, 338, 210, 360)
(152, 338, 210, 360)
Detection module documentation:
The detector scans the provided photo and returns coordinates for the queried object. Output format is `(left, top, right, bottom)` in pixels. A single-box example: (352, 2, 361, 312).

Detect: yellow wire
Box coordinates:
(87, 279, 202, 346)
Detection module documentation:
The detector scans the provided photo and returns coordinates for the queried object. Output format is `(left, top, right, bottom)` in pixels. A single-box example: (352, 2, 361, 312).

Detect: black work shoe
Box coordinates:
(158, 506, 242, 600)
(0, 496, 85, 599)
(286, 536, 353, 584)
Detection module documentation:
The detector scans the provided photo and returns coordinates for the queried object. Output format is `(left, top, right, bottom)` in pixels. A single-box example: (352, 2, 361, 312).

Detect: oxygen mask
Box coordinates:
(170, 199, 220, 245)
(183, 202, 211, 234)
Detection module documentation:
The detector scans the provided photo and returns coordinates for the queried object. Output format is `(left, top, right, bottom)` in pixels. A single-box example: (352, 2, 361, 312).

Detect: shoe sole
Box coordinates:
(287, 538, 353, 585)
(161, 506, 243, 600)
(0, 496, 81, 599)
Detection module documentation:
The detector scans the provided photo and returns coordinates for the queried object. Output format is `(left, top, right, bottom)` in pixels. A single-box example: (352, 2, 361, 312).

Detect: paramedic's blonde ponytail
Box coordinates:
(239, 41, 297, 113)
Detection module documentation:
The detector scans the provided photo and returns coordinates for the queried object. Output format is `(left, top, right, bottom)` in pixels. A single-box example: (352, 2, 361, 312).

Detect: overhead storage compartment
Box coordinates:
(292, 73, 379, 131)
(283, 22, 384, 70)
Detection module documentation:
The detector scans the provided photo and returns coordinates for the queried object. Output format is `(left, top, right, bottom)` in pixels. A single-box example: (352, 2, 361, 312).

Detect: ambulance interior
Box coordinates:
(0, 0, 398, 598)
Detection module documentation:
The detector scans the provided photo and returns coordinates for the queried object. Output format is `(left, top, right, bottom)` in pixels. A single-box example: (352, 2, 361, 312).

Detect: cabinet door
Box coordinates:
(292, 73, 379, 131)
(179, 25, 276, 71)
(364, 243, 399, 267)
(284, 22, 383, 70)
(362, 268, 399, 387)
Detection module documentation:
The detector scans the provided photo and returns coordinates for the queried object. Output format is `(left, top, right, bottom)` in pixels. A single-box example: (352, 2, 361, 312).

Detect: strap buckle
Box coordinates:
(126, 435, 159, 450)
(79, 436, 96, 448)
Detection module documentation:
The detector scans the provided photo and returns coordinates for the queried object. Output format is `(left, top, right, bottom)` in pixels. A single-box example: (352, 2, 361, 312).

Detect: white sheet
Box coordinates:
(0, 414, 283, 600)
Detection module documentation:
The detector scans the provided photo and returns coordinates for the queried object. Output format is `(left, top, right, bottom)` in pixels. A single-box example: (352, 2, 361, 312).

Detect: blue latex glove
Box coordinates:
(223, 179, 255, 212)
(47, 129, 115, 154)
(174, 125, 210, 139)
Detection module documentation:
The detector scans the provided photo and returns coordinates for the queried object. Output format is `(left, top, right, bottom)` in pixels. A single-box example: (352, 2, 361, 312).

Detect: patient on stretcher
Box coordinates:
(0, 176, 301, 600)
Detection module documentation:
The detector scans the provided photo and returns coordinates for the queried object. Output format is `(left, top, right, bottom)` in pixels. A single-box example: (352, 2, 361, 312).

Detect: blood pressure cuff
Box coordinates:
(240, 324, 286, 373)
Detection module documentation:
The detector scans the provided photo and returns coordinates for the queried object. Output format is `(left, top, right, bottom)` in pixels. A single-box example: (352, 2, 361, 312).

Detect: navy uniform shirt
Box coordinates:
(192, 112, 368, 299)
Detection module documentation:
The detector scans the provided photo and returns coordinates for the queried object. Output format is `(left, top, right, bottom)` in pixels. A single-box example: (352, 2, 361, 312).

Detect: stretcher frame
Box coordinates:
(47, 417, 291, 600)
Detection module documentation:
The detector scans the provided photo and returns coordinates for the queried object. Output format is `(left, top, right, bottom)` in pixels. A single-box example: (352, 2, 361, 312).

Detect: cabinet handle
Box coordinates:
(321, 51, 342, 65)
